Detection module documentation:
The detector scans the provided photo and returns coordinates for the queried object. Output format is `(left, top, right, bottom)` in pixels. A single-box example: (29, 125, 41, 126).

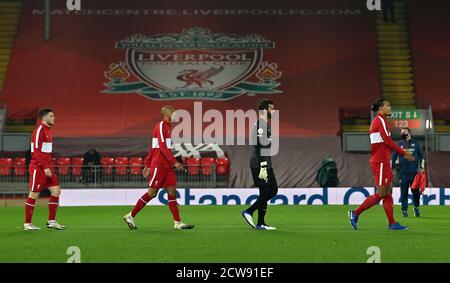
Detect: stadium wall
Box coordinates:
(410, 0, 450, 113)
(60, 187, 450, 206)
(1, 0, 379, 137)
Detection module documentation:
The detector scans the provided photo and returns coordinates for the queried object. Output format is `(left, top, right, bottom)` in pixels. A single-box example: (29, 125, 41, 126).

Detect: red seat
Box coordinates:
(115, 157, 129, 175)
(129, 157, 143, 175)
(215, 157, 230, 176)
(57, 157, 71, 176)
(200, 157, 215, 176)
(13, 158, 27, 176)
(101, 157, 115, 175)
(0, 158, 12, 176)
(185, 157, 200, 176)
(71, 157, 84, 176)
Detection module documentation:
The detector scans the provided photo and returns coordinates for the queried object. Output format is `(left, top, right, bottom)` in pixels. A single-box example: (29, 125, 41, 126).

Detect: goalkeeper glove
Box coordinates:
(258, 161, 268, 182)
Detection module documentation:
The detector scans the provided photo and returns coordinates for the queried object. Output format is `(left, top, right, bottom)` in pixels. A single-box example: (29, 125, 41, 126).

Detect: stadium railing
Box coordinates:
(0, 164, 223, 195)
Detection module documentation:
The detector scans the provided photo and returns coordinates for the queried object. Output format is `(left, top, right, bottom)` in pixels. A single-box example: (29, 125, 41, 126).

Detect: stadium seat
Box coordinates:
(215, 157, 230, 176)
(129, 157, 143, 176)
(57, 157, 71, 176)
(13, 158, 27, 176)
(0, 158, 13, 176)
(71, 157, 84, 176)
(200, 158, 215, 176)
(185, 157, 200, 176)
(101, 157, 115, 175)
(115, 157, 129, 175)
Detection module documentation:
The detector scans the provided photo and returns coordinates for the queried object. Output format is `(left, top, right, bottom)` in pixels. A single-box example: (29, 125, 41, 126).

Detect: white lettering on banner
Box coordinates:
(60, 188, 450, 207)
(33, 9, 362, 17)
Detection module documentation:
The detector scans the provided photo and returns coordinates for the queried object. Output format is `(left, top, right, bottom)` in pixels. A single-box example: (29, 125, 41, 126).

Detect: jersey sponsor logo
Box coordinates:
(41, 142, 53, 153)
(103, 27, 282, 101)
(257, 128, 264, 137)
(370, 132, 384, 144)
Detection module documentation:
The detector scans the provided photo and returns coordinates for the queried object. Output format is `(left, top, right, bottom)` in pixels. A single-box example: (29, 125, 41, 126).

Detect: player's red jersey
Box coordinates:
(370, 114, 406, 163)
(145, 120, 177, 169)
(30, 123, 54, 169)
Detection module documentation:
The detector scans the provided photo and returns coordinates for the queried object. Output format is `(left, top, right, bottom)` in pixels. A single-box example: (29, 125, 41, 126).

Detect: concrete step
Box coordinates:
(379, 54, 411, 61)
(380, 73, 413, 79)
(435, 125, 450, 132)
(379, 60, 412, 67)
(378, 42, 410, 49)
(382, 85, 414, 92)
(381, 79, 414, 86)
(380, 66, 412, 73)
(377, 25, 407, 32)
(378, 49, 410, 55)
(377, 36, 409, 44)
(377, 31, 409, 37)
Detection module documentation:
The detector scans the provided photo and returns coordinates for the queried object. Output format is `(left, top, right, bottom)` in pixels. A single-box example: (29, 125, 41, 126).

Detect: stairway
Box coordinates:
(0, 1, 22, 94)
(340, 0, 416, 134)
(376, 0, 416, 109)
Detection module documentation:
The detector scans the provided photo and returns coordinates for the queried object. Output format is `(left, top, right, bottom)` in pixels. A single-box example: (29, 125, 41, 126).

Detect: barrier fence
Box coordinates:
(0, 165, 225, 194)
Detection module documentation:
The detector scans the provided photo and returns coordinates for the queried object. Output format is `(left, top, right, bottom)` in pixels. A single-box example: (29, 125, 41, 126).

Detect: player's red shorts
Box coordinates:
(370, 161, 393, 187)
(29, 165, 59, 193)
(147, 167, 176, 189)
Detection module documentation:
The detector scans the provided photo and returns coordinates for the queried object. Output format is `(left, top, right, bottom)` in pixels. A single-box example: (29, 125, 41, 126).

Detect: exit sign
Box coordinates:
(371, 108, 433, 137)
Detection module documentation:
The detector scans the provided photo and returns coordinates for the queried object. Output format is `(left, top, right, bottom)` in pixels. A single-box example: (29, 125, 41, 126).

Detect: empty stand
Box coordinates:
(114, 157, 128, 176)
(0, 157, 12, 176)
(101, 157, 115, 175)
(13, 157, 26, 176)
(56, 157, 71, 176)
(129, 157, 143, 176)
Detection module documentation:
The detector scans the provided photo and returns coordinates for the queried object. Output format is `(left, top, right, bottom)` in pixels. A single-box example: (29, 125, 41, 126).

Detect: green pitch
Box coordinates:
(0, 205, 449, 263)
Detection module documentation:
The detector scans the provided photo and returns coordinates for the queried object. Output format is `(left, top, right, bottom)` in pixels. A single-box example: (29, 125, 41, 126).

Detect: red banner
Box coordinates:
(2, 0, 379, 137)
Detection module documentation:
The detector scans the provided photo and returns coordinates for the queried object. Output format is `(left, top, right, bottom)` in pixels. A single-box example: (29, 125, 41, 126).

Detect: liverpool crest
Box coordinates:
(102, 27, 282, 100)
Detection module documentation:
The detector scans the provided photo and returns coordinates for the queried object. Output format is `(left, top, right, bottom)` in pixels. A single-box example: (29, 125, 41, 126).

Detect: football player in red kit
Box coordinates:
(123, 105, 194, 230)
(349, 99, 414, 230)
(24, 109, 65, 230)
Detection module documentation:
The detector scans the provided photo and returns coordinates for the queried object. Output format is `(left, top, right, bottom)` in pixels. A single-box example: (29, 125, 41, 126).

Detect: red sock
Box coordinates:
(168, 193, 181, 222)
(25, 198, 36, 224)
(131, 193, 152, 217)
(354, 192, 381, 216)
(48, 196, 59, 221)
(382, 195, 396, 225)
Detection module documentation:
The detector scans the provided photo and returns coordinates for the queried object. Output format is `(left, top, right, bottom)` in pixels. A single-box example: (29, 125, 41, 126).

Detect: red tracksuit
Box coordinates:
(29, 123, 59, 192)
(369, 114, 406, 186)
(144, 120, 177, 189)
(411, 171, 426, 193)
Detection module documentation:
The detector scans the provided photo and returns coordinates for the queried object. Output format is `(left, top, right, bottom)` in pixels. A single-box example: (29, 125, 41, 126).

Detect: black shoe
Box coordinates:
(414, 207, 421, 217)
(402, 210, 408, 217)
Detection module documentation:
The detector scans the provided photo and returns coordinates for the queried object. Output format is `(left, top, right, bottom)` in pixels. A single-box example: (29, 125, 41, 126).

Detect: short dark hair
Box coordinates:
(371, 99, 386, 112)
(258, 99, 274, 111)
(402, 127, 411, 134)
(38, 108, 53, 119)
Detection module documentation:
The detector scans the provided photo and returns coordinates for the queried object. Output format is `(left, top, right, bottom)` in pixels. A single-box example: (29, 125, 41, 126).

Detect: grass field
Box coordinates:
(0, 205, 450, 263)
